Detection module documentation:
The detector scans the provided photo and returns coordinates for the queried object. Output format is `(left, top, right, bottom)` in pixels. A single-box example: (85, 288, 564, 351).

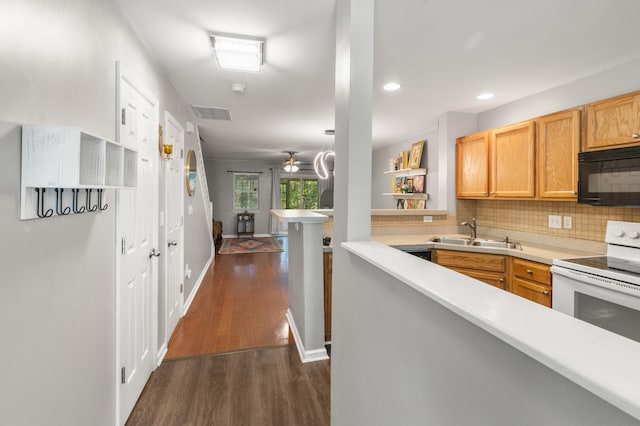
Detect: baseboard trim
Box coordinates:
(286, 309, 329, 363)
(183, 245, 214, 316)
(156, 344, 168, 367)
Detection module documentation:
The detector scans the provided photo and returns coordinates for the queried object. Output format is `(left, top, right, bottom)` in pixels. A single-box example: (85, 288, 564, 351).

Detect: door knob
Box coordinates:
(149, 248, 161, 258)
(168, 240, 178, 247)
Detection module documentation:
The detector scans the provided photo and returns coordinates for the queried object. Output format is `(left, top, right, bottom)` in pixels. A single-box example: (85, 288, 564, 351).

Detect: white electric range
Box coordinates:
(551, 220, 640, 343)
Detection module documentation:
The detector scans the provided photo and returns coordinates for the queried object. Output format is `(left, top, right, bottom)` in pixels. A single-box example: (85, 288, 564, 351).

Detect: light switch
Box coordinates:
(563, 216, 572, 229)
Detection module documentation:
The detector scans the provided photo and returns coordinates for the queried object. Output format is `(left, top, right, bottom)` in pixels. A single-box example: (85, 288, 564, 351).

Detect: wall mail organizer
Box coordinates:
(21, 125, 137, 220)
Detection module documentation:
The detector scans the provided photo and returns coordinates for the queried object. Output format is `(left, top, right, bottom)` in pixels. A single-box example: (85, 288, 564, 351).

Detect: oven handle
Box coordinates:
(551, 266, 640, 297)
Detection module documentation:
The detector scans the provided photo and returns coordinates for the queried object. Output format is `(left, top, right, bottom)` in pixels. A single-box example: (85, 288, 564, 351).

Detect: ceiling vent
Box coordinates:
(191, 105, 232, 121)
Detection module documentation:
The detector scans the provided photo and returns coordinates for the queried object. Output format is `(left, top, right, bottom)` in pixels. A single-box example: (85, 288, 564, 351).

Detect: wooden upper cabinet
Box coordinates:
(456, 131, 489, 198)
(537, 108, 581, 200)
(490, 120, 536, 198)
(586, 91, 640, 150)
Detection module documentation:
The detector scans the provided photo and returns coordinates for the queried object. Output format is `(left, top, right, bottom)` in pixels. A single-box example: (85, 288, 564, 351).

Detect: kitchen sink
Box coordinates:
(430, 236, 520, 249)
(471, 240, 518, 249)
(429, 237, 474, 245)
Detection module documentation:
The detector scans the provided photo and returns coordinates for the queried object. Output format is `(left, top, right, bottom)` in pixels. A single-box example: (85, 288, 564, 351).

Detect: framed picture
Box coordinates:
(396, 199, 405, 209)
(415, 199, 426, 209)
(394, 177, 404, 193)
(412, 175, 425, 193)
(405, 177, 414, 193)
(408, 140, 425, 169)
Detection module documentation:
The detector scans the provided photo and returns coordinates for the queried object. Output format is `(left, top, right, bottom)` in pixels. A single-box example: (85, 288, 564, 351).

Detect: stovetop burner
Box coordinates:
(559, 256, 640, 280)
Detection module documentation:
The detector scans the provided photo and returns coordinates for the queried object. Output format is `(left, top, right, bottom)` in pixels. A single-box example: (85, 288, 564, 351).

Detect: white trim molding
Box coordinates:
(286, 309, 329, 363)
(182, 249, 214, 315)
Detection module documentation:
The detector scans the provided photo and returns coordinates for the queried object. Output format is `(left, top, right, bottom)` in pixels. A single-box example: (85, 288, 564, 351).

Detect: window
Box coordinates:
(280, 177, 319, 209)
(233, 173, 259, 210)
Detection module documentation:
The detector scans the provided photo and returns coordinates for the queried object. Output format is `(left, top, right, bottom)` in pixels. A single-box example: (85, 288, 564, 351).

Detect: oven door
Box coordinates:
(551, 266, 640, 343)
(578, 146, 640, 206)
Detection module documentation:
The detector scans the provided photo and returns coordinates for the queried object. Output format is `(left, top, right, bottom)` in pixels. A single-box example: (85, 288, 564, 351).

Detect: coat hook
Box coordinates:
(86, 189, 98, 212)
(72, 189, 86, 214)
(55, 188, 71, 215)
(35, 188, 53, 218)
(97, 189, 108, 211)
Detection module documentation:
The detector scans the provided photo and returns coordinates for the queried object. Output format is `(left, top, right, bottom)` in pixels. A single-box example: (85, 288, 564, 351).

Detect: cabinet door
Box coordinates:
(537, 109, 580, 199)
(449, 267, 507, 290)
(456, 132, 489, 198)
(512, 277, 552, 308)
(586, 91, 640, 150)
(490, 121, 536, 198)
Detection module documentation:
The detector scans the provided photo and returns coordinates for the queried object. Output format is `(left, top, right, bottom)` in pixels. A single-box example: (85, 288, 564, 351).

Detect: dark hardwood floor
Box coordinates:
(166, 237, 291, 358)
(127, 237, 330, 425)
(126, 345, 330, 426)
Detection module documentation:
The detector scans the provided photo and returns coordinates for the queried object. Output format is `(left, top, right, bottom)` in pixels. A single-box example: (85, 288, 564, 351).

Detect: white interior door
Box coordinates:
(116, 63, 159, 425)
(163, 111, 184, 344)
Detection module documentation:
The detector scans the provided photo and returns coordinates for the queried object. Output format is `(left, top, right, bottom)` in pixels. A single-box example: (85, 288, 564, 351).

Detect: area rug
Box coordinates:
(218, 236, 284, 254)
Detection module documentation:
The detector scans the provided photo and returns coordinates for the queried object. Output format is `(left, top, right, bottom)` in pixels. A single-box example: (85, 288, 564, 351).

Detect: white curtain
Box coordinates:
(269, 167, 282, 235)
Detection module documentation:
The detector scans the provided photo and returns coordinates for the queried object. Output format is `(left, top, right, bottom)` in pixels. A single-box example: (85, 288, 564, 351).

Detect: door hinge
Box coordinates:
(121, 237, 126, 255)
(121, 108, 126, 125)
(180, 283, 184, 294)
(121, 366, 126, 384)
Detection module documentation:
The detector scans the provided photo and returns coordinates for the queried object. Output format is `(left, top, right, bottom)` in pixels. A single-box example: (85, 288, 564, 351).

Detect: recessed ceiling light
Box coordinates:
(383, 82, 401, 91)
(231, 83, 246, 93)
(210, 33, 264, 72)
(477, 92, 495, 100)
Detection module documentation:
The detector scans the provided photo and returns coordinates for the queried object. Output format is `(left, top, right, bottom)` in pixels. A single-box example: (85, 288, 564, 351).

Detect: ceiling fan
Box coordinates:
(283, 151, 300, 173)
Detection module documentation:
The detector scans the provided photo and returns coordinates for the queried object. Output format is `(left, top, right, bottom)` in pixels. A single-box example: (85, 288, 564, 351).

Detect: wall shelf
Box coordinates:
(20, 125, 137, 219)
(384, 168, 427, 177)
(383, 193, 429, 199)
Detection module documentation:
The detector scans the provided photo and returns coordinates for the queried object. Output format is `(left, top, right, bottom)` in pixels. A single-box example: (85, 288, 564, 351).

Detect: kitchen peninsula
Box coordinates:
(270, 209, 329, 362)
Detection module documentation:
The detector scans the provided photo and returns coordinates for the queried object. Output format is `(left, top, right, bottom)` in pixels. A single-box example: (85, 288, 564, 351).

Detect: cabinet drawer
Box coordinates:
(512, 258, 550, 285)
(512, 277, 552, 308)
(434, 250, 506, 273)
(449, 267, 507, 291)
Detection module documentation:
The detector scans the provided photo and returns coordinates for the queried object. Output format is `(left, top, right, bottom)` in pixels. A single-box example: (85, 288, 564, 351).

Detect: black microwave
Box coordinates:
(578, 146, 640, 206)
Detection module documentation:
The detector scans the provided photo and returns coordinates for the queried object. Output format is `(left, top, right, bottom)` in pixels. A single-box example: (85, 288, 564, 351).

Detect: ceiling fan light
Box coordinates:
(284, 164, 299, 173)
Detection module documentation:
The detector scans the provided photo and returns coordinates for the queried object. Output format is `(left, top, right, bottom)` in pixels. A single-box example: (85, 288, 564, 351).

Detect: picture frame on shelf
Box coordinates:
(416, 199, 426, 209)
(405, 177, 414, 193)
(412, 175, 425, 193)
(394, 177, 404, 193)
(408, 140, 424, 169)
(396, 199, 406, 209)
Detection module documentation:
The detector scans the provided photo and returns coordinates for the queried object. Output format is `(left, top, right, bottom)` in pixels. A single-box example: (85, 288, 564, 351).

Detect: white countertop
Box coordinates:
(342, 240, 640, 421)
(270, 209, 329, 223)
(366, 233, 601, 264)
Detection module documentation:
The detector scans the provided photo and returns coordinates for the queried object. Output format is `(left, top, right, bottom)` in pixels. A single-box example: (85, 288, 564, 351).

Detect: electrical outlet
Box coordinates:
(548, 215, 562, 229)
(563, 216, 572, 229)
(423, 216, 433, 222)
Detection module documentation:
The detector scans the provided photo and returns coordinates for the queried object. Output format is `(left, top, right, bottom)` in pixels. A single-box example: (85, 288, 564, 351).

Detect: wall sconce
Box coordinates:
(159, 125, 173, 160)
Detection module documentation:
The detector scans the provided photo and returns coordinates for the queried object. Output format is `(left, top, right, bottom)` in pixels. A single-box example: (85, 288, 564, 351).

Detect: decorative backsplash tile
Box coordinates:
(457, 199, 640, 242)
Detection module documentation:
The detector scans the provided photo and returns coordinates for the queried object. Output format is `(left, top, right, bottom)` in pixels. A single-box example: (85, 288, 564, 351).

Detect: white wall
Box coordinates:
(332, 245, 640, 425)
(478, 57, 640, 130)
(0, 1, 211, 424)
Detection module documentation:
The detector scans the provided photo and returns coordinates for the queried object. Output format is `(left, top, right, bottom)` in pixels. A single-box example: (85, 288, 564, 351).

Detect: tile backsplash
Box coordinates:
(457, 199, 640, 242)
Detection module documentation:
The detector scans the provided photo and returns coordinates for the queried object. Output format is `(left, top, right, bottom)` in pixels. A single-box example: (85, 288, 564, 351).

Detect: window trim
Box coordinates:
(232, 172, 260, 212)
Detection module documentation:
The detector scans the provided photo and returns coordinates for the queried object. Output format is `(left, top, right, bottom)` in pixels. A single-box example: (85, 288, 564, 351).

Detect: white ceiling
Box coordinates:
(115, 0, 640, 163)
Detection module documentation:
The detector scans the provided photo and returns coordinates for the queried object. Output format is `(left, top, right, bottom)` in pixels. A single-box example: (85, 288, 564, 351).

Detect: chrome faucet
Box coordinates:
(460, 218, 477, 240)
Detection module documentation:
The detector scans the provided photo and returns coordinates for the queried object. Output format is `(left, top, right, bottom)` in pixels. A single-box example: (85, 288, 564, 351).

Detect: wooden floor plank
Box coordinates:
(166, 238, 291, 358)
(126, 346, 330, 426)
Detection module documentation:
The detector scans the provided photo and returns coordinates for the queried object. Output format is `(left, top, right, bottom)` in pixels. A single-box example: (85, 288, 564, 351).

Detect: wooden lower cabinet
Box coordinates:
(433, 250, 553, 308)
(433, 250, 508, 291)
(323, 252, 332, 342)
(511, 258, 552, 308)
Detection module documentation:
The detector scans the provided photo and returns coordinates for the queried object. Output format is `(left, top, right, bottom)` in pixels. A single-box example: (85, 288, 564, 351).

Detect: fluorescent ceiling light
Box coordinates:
(383, 82, 401, 91)
(476, 92, 495, 100)
(211, 34, 264, 72)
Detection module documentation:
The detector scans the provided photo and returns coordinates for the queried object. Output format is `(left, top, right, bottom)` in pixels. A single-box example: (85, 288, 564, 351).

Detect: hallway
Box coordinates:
(166, 237, 291, 358)
(127, 237, 330, 425)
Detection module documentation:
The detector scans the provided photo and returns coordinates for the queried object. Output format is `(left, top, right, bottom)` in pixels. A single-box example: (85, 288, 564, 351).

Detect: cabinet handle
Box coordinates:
(490, 191, 494, 195)
(633, 133, 639, 138)
(526, 269, 533, 274)
(542, 289, 549, 296)
(483, 192, 487, 195)
(499, 278, 505, 283)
